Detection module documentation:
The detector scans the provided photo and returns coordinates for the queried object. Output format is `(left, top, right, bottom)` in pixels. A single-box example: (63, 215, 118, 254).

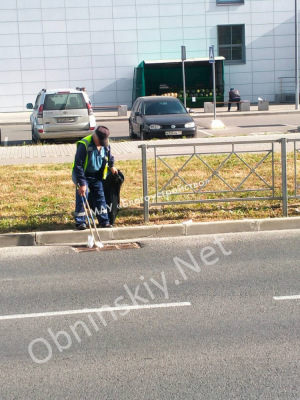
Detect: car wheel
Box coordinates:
(31, 128, 37, 144)
(129, 123, 137, 139)
(140, 128, 149, 141)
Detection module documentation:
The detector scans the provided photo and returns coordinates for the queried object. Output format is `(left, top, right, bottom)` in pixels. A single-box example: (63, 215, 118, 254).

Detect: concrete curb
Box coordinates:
(1, 217, 300, 247)
(0, 233, 36, 247)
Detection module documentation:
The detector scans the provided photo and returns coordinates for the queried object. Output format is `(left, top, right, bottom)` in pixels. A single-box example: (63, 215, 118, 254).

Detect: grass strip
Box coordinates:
(1, 152, 299, 233)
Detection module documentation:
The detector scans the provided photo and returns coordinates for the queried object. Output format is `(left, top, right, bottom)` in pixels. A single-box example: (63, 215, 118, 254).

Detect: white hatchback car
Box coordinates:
(26, 87, 96, 142)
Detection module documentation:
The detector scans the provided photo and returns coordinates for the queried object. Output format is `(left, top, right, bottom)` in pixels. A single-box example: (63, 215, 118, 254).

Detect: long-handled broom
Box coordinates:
(83, 193, 104, 249)
(81, 196, 97, 248)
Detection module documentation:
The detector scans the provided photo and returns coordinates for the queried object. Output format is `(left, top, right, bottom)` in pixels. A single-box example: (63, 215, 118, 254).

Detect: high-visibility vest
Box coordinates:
(72, 135, 109, 180)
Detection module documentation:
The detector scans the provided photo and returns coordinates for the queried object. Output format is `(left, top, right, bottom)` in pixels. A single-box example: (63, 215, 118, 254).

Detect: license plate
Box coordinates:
(165, 131, 182, 136)
(57, 117, 75, 123)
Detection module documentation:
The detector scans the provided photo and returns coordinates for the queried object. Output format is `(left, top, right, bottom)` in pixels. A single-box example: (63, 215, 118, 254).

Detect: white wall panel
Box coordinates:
(0, 59, 20, 71)
(23, 70, 46, 82)
(23, 82, 46, 95)
(0, 0, 17, 9)
(66, 8, 89, 20)
(43, 33, 68, 46)
(21, 58, 45, 71)
(69, 68, 93, 80)
(93, 67, 116, 80)
(0, 95, 23, 107)
(45, 57, 69, 70)
(41, 8, 65, 21)
(45, 69, 69, 81)
(90, 7, 112, 19)
(0, 0, 297, 109)
(19, 33, 40, 46)
(136, 5, 159, 18)
(0, 47, 20, 60)
(17, 0, 40, 9)
(68, 44, 91, 57)
(0, 10, 18, 22)
(0, 34, 19, 47)
(0, 83, 22, 95)
(0, 22, 18, 34)
(20, 46, 44, 58)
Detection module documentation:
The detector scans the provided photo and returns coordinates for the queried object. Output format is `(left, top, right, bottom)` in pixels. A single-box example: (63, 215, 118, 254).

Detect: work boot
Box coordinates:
(76, 223, 87, 230)
(100, 223, 112, 228)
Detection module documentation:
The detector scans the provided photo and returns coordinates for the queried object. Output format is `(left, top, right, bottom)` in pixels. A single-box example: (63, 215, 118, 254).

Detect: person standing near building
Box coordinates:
(228, 87, 241, 111)
(72, 126, 118, 230)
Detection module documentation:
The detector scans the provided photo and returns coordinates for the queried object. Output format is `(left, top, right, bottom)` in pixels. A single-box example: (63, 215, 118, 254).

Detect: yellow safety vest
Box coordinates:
(72, 135, 109, 180)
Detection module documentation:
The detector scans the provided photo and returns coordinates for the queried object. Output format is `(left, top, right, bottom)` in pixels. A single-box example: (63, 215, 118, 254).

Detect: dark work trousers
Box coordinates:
(72, 171, 110, 226)
(228, 98, 241, 111)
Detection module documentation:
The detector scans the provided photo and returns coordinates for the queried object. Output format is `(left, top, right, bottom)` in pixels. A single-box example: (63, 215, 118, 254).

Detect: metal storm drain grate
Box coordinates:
(73, 243, 141, 253)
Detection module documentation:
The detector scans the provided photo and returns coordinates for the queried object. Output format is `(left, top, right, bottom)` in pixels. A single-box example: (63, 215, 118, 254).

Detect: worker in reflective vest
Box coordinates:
(72, 126, 117, 230)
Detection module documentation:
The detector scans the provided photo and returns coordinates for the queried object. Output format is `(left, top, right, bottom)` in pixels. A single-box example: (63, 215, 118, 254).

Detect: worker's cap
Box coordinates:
(230, 87, 234, 90)
(95, 125, 110, 147)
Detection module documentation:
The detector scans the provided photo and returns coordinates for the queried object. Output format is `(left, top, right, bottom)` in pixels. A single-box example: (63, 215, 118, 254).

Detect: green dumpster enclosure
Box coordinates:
(132, 57, 225, 108)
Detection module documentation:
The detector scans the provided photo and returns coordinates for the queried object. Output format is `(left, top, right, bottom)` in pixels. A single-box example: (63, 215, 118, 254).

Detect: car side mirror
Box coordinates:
(26, 103, 33, 110)
(135, 111, 140, 117)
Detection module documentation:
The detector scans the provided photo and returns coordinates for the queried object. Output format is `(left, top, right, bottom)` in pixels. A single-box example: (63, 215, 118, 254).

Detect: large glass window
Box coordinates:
(44, 93, 85, 110)
(218, 25, 245, 64)
(217, 0, 244, 4)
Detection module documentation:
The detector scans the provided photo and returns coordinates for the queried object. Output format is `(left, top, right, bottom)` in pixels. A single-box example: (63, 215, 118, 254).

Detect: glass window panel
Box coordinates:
(232, 25, 243, 44)
(219, 46, 232, 60)
(232, 46, 242, 60)
(218, 26, 231, 45)
(217, 0, 244, 3)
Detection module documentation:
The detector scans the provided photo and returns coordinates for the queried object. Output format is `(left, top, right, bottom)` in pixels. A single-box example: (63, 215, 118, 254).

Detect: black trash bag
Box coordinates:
(103, 170, 124, 225)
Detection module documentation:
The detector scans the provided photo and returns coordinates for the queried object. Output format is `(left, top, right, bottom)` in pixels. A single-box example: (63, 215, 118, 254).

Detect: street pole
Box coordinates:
(296, 0, 299, 109)
(181, 46, 187, 108)
(182, 60, 186, 108)
(209, 45, 216, 120)
(212, 51, 216, 120)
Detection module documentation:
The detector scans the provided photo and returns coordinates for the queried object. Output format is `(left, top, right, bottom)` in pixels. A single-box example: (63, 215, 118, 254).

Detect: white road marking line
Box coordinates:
(0, 302, 191, 321)
(249, 132, 257, 135)
(273, 295, 300, 301)
(197, 129, 214, 136)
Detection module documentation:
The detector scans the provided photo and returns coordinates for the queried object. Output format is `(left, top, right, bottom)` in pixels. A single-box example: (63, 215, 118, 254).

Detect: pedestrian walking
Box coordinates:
(72, 125, 118, 230)
(228, 87, 241, 111)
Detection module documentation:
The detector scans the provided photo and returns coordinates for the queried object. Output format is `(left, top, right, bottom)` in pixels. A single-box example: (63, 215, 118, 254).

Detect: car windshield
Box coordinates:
(44, 93, 85, 110)
(144, 100, 187, 115)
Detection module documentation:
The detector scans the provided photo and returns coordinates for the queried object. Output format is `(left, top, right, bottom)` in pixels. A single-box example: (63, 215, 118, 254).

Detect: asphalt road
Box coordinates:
(1, 113, 299, 145)
(1, 231, 300, 399)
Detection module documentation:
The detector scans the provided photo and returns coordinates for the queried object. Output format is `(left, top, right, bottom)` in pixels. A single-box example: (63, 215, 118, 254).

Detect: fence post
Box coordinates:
(281, 138, 288, 217)
(141, 144, 149, 222)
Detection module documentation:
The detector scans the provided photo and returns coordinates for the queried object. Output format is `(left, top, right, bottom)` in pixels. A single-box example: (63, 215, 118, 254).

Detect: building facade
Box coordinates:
(0, 0, 297, 112)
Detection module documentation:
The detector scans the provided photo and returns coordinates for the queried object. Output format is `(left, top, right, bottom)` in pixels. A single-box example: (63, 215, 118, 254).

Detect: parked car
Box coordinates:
(129, 96, 197, 140)
(26, 88, 96, 142)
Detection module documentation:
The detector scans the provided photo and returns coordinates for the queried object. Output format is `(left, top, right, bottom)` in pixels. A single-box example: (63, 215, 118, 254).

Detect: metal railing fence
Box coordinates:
(139, 138, 300, 222)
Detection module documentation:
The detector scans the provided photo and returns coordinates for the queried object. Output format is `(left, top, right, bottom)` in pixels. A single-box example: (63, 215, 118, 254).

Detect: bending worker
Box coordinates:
(72, 125, 117, 230)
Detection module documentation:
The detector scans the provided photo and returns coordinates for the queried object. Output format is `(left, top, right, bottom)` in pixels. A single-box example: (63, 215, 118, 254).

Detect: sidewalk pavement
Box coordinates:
(1, 104, 300, 126)
(0, 132, 300, 166)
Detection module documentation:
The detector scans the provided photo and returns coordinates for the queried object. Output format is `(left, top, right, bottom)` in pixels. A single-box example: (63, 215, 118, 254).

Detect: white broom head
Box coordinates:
(87, 235, 94, 248)
(95, 241, 104, 248)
